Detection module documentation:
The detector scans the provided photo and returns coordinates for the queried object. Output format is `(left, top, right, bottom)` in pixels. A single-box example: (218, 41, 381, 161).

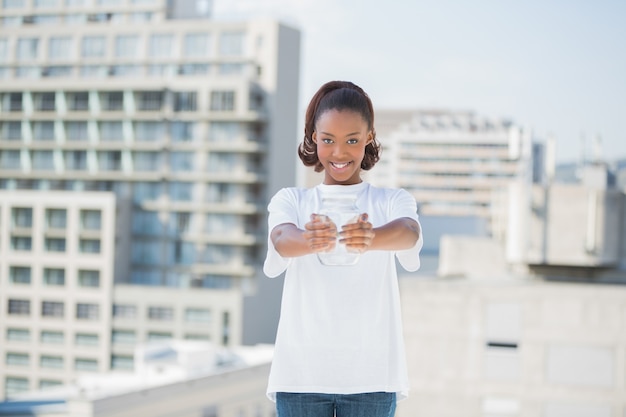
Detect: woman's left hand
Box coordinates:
(339, 213, 375, 253)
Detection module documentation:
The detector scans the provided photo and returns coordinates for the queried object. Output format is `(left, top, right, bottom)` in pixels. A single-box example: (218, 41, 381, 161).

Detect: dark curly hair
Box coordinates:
(298, 81, 381, 172)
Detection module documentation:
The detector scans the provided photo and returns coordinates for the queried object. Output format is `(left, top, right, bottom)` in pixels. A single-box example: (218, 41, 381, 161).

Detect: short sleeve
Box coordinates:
(263, 188, 298, 278)
(390, 189, 424, 272)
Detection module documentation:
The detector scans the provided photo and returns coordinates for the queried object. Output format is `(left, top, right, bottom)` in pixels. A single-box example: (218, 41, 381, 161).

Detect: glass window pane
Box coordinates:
(44, 268, 65, 285)
(219, 32, 244, 56)
(115, 35, 139, 58)
(148, 34, 174, 58)
(183, 33, 209, 57)
(81, 35, 106, 58)
(16, 38, 39, 61)
(48, 37, 72, 61)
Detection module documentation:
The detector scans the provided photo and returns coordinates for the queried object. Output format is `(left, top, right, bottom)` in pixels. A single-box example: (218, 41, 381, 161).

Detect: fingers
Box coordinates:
(304, 214, 337, 253)
(339, 213, 374, 252)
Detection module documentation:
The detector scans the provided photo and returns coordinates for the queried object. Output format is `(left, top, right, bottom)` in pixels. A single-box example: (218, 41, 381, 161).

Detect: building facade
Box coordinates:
(371, 110, 541, 222)
(0, 0, 300, 400)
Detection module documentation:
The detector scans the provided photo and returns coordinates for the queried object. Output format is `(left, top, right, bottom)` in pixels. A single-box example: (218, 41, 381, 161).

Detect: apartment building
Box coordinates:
(371, 110, 541, 222)
(0, 0, 300, 400)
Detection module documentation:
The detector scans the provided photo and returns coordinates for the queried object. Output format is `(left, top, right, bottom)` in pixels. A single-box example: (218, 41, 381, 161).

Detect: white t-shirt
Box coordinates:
(263, 181, 423, 402)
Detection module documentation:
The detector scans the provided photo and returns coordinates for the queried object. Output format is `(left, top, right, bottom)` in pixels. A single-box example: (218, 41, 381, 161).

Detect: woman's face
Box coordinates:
(313, 109, 373, 185)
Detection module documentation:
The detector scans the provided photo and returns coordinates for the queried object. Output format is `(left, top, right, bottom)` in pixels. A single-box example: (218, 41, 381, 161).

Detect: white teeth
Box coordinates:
(332, 162, 349, 169)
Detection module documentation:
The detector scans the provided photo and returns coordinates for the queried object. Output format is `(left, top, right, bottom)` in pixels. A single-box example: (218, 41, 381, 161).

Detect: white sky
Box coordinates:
(214, 0, 626, 163)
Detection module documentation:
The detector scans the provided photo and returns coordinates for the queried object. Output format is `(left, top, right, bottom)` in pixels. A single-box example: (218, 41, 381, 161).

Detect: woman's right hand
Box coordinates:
(303, 214, 337, 253)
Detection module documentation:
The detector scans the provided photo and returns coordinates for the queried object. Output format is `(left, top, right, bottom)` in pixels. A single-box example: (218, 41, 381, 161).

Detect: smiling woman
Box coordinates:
(263, 81, 424, 417)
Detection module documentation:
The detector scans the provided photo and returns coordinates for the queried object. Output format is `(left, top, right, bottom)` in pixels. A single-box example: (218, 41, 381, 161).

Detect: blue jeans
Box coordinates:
(276, 392, 396, 417)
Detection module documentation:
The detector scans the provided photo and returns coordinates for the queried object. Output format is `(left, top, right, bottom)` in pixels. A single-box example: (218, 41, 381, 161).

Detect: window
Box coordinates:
(170, 121, 193, 142)
(148, 306, 173, 321)
(173, 91, 197, 112)
(134, 121, 164, 142)
(80, 209, 101, 230)
(65, 150, 88, 170)
(111, 355, 134, 370)
(169, 152, 193, 171)
(76, 303, 99, 320)
(101, 91, 124, 111)
(114, 35, 139, 58)
(112, 304, 136, 319)
(46, 208, 66, 229)
(2, 121, 22, 140)
(32, 121, 55, 141)
(75, 358, 98, 371)
(168, 212, 191, 235)
(183, 33, 210, 57)
(131, 210, 161, 235)
(133, 182, 162, 203)
(44, 268, 65, 285)
(79, 239, 101, 253)
(148, 34, 174, 58)
(179, 63, 210, 76)
(3, 0, 25, 8)
(11, 237, 32, 251)
(4, 377, 29, 398)
(16, 38, 39, 61)
(8, 299, 30, 315)
(218, 31, 244, 56)
(42, 301, 64, 318)
(34, 0, 58, 6)
(40, 355, 63, 369)
(169, 240, 195, 265)
(66, 121, 89, 141)
(32, 150, 55, 171)
(48, 37, 72, 61)
(7, 328, 30, 342)
(45, 238, 66, 252)
(206, 182, 233, 203)
(34, 92, 56, 111)
(133, 151, 161, 172)
(99, 121, 123, 141)
(67, 92, 89, 111)
(210, 91, 235, 111)
(98, 150, 122, 170)
(136, 91, 163, 111)
(147, 332, 172, 341)
(41, 331, 64, 344)
(185, 333, 209, 341)
(12, 207, 32, 228)
(185, 308, 210, 323)
(39, 380, 63, 390)
(168, 181, 192, 201)
(205, 213, 237, 234)
(130, 269, 161, 285)
(81, 35, 106, 58)
(10, 266, 31, 283)
(78, 270, 100, 287)
(6, 352, 29, 366)
(207, 121, 242, 143)
(218, 63, 243, 75)
(112, 330, 136, 344)
(2, 92, 22, 111)
(75, 333, 99, 346)
(0, 150, 21, 169)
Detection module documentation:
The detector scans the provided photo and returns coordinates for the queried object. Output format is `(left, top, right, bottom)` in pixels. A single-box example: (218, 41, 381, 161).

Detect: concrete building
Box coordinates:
(0, 0, 299, 400)
(397, 161, 626, 417)
(0, 341, 275, 417)
(371, 110, 542, 224)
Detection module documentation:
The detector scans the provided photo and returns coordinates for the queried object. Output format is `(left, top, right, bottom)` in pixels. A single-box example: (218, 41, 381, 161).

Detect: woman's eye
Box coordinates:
(347, 138, 358, 144)
(322, 138, 333, 144)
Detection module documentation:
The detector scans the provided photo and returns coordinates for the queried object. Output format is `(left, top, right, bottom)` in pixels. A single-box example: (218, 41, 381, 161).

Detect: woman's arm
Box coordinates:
(340, 215, 420, 252)
(270, 215, 337, 258)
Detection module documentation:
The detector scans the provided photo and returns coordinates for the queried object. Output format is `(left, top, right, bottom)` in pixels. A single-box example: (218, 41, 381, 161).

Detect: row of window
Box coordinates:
(3, 0, 158, 10)
(1, 10, 156, 27)
(6, 299, 214, 322)
(0, 90, 239, 113)
(0, 150, 260, 175)
(0, 181, 258, 205)
(5, 267, 100, 286)
(2, 207, 101, 230)
(7, 299, 100, 319)
(6, 327, 210, 345)
(0, 31, 245, 62)
(0, 62, 257, 80)
(0, 121, 261, 145)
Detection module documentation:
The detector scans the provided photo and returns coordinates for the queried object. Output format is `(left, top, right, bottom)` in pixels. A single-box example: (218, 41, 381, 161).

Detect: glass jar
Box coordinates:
(317, 193, 361, 266)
